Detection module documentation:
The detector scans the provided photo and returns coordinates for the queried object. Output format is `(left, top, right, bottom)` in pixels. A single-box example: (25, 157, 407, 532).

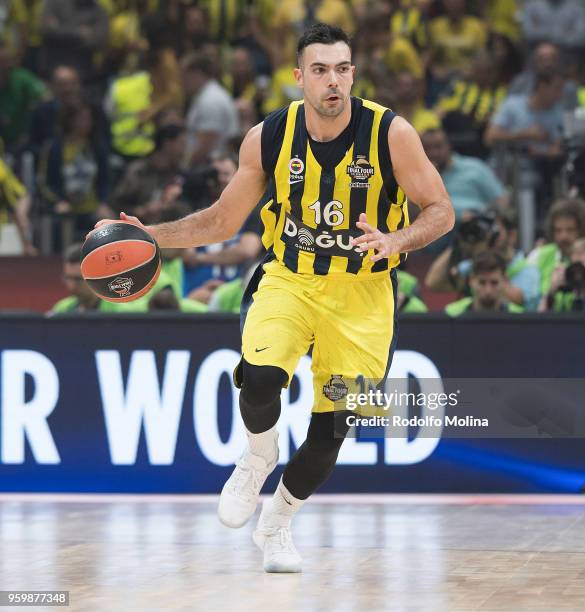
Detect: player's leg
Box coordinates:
(218, 264, 316, 528)
(253, 271, 397, 572)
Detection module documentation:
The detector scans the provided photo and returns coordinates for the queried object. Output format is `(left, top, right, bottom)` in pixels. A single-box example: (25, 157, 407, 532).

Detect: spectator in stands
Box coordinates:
(445, 251, 524, 315)
(262, 47, 303, 114)
(390, 0, 430, 56)
(396, 268, 428, 313)
(426, 211, 541, 310)
(40, 0, 109, 82)
(0, 42, 45, 153)
(435, 51, 506, 158)
(182, 51, 240, 165)
(479, 0, 522, 41)
(421, 128, 508, 219)
(485, 71, 565, 160)
(29, 65, 82, 157)
(9, 0, 45, 72)
(507, 42, 577, 109)
(105, 21, 183, 161)
(183, 153, 263, 296)
(429, 0, 487, 86)
(110, 123, 186, 218)
(177, 4, 210, 57)
(148, 286, 207, 312)
(0, 153, 37, 255)
(540, 237, 585, 312)
(44, 102, 110, 238)
(487, 32, 524, 86)
(528, 198, 585, 296)
(521, 0, 585, 52)
(392, 71, 440, 135)
(224, 47, 262, 130)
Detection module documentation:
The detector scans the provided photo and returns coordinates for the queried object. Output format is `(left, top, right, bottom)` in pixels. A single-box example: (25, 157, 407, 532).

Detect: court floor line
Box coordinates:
(0, 493, 585, 504)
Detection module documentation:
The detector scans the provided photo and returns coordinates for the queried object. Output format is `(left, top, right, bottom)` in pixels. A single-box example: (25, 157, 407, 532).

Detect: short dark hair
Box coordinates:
(297, 23, 351, 66)
(182, 51, 214, 77)
(63, 242, 83, 264)
(471, 251, 506, 276)
(154, 123, 185, 150)
(546, 198, 585, 239)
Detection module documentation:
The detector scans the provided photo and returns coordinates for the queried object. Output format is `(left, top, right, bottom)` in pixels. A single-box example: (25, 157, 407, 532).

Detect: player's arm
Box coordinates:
(94, 124, 267, 249)
(353, 117, 455, 261)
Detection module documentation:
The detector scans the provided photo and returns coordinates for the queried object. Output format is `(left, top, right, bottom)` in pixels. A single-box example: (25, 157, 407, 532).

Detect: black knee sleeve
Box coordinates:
(282, 411, 352, 500)
(239, 359, 287, 433)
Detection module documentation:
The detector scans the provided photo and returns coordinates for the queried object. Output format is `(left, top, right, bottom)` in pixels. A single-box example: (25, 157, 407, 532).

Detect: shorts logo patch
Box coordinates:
(347, 156, 374, 189)
(323, 375, 349, 401)
(108, 277, 134, 297)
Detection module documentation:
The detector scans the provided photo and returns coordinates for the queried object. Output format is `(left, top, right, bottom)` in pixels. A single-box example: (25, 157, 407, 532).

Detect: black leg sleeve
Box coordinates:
(239, 359, 288, 434)
(282, 410, 353, 500)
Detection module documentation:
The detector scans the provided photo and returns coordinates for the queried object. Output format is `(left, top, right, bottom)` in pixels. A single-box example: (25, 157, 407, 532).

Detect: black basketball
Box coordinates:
(81, 222, 161, 302)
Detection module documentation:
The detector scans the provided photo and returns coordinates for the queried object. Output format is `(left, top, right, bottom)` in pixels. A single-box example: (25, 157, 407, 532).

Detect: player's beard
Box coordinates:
(309, 90, 347, 118)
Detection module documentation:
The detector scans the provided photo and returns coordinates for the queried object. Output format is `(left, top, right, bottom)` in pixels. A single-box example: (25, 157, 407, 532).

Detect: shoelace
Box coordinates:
(265, 527, 297, 555)
(229, 458, 266, 502)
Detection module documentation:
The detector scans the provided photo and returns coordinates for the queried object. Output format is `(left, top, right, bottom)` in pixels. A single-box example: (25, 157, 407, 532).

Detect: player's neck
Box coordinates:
(304, 101, 352, 143)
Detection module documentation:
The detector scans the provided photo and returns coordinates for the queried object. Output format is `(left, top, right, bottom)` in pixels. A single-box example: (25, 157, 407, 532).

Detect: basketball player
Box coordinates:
(96, 24, 454, 573)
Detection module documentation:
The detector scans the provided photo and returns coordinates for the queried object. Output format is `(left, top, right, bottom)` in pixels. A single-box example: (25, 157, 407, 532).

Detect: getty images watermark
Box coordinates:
(325, 377, 585, 439)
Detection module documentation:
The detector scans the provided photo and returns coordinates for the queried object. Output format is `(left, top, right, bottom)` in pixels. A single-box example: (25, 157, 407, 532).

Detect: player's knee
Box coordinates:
(239, 361, 287, 433)
(240, 360, 287, 405)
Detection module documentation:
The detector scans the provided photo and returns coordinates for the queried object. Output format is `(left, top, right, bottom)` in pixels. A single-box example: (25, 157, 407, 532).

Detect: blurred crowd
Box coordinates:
(1, 0, 585, 315)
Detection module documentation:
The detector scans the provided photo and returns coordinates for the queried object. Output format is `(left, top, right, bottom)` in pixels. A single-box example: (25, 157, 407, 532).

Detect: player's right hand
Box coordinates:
(88, 212, 147, 238)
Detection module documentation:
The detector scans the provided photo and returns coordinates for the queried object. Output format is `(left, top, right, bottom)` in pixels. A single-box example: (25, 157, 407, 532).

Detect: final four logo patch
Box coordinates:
(347, 156, 374, 188)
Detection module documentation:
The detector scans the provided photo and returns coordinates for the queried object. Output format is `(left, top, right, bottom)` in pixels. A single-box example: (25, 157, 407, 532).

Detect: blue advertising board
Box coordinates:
(0, 313, 584, 493)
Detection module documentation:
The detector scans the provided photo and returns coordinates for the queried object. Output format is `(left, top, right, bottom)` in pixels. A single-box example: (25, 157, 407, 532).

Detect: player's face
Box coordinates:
(553, 216, 579, 255)
(470, 270, 504, 310)
(295, 42, 354, 119)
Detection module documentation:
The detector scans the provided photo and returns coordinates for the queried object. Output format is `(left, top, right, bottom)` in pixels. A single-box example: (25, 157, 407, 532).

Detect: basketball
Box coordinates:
(81, 221, 161, 303)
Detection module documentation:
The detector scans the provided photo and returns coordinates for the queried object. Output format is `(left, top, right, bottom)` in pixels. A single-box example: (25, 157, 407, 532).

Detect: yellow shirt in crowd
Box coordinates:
(430, 15, 487, 75)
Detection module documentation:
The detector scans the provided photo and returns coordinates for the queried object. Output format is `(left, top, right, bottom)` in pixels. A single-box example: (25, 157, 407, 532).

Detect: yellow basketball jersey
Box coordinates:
(258, 97, 409, 276)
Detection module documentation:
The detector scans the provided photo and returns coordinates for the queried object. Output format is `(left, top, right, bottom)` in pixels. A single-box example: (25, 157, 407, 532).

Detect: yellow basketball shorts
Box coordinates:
(237, 259, 397, 413)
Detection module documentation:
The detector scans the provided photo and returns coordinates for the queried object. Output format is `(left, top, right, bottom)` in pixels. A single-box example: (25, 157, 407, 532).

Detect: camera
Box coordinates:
(564, 261, 585, 292)
(457, 213, 500, 247)
(181, 165, 219, 209)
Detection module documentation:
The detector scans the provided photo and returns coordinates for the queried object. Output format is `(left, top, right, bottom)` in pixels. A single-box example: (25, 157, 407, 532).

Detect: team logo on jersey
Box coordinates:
(289, 157, 304, 175)
(347, 156, 374, 188)
(323, 375, 349, 401)
(108, 277, 134, 297)
(288, 157, 305, 184)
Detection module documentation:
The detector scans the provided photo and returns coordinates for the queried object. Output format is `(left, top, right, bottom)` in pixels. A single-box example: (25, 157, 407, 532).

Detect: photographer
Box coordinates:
(540, 238, 585, 312)
(445, 251, 524, 316)
(528, 198, 585, 296)
(110, 123, 186, 217)
(425, 210, 541, 310)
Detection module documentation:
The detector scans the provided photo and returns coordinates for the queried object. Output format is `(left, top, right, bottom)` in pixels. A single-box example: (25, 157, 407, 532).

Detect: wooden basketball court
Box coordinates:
(1, 494, 584, 611)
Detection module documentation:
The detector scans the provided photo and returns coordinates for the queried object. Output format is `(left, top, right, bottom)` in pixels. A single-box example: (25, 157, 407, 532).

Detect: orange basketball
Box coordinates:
(81, 221, 161, 303)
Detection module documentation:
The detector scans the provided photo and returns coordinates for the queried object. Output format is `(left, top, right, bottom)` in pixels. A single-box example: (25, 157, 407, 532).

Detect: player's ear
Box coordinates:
(293, 66, 303, 88)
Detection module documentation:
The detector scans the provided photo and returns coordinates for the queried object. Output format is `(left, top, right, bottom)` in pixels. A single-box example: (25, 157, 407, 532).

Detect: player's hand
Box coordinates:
(353, 213, 401, 262)
(88, 212, 147, 238)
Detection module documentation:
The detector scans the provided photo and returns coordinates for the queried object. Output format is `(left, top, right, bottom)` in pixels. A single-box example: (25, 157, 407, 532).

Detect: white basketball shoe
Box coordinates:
(218, 432, 279, 528)
(253, 499, 303, 573)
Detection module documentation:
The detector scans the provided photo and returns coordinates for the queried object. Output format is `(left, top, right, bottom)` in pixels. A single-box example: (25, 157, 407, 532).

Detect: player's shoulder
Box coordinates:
(260, 103, 300, 174)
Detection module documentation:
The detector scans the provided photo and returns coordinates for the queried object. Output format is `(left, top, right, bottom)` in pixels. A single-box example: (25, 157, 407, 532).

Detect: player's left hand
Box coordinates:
(353, 213, 400, 262)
